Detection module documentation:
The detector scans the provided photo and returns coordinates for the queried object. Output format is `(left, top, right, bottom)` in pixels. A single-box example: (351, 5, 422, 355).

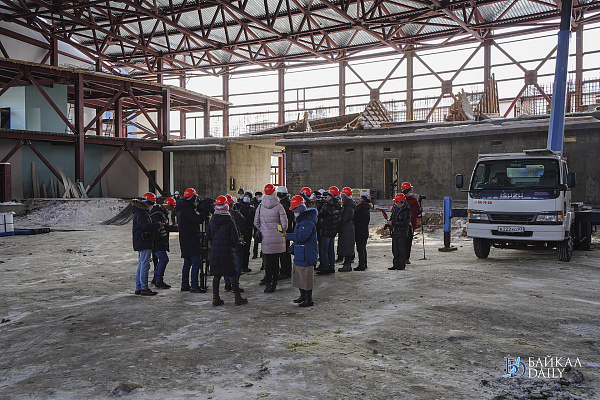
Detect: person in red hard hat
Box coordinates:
(280, 195, 318, 307)
(316, 187, 342, 275)
(401, 182, 422, 265)
(177, 188, 209, 293)
(207, 196, 248, 306)
(337, 187, 356, 272)
(387, 193, 412, 270)
(149, 197, 176, 289)
(131, 193, 159, 296)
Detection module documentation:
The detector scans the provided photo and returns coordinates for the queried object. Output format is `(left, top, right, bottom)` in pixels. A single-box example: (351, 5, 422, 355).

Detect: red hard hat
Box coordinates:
(163, 197, 176, 207)
(215, 195, 227, 205)
(142, 192, 156, 203)
(184, 188, 197, 198)
(264, 184, 275, 195)
(342, 187, 352, 196)
(328, 186, 339, 196)
(401, 182, 413, 190)
(394, 193, 406, 203)
(300, 187, 312, 196)
(290, 195, 305, 210)
(225, 194, 234, 204)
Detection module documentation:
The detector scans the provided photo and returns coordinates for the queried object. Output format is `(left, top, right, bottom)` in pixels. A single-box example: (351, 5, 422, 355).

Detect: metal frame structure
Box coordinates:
(0, 59, 229, 195)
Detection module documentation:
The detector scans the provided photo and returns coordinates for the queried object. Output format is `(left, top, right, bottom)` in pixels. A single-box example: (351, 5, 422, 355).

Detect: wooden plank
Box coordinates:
(78, 182, 89, 199)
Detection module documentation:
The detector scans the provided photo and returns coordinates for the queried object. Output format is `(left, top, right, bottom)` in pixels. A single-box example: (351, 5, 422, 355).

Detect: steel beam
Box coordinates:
(278, 68, 285, 125)
(74, 73, 85, 183)
(126, 147, 164, 196)
(86, 147, 125, 193)
(222, 72, 229, 137)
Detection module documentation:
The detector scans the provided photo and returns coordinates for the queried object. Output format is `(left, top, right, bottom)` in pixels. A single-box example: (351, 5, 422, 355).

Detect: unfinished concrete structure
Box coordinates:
(277, 112, 600, 206)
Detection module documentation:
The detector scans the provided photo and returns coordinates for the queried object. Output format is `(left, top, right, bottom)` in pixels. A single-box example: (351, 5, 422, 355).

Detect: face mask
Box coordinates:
(243, 197, 250, 203)
(294, 212, 300, 218)
(238, 195, 244, 200)
(257, 196, 262, 201)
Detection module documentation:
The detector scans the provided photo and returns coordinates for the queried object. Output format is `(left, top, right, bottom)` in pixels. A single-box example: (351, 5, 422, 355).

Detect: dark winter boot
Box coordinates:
(299, 290, 314, 307)
(264, 283, 272, 293)
(270, 281, 277, 293)
(212, 294, 224, 306)
(338, 265, 352, 272)
(234, 293, 248, 306)
(293, 289, 306, 304)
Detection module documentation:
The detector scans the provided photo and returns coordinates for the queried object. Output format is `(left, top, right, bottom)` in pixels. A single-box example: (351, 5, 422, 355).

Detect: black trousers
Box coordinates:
(392, 236, 408, 269)
(356, 241, 367, 268)
(280, 240, 292, 276)
(264, 253, 282, 284)
(242, 239, 251, 269)
(406, 225, 414, 261)
(213, 275, 240, 295)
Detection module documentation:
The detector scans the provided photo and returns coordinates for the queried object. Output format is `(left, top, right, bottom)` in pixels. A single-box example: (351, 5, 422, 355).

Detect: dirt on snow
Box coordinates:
(0, 199, 599, 400)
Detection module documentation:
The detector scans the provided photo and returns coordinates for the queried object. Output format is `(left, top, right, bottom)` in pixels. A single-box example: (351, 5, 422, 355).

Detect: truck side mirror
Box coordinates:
(455, 174, 464, 189)
(567, 172, 576, 188)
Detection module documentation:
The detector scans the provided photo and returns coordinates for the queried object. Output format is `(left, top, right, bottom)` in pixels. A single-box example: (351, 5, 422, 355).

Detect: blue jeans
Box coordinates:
(182, 254, 202, 289)
(153, 250, 169, 283)
(224, 250, 243, 285)
(135, 249, 152, 290)
(320, 236, 336, 271)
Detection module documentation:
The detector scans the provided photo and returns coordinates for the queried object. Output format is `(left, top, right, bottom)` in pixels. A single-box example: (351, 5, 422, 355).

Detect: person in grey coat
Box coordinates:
(337, 191, 356, 272)
(254, 184, 288, 293)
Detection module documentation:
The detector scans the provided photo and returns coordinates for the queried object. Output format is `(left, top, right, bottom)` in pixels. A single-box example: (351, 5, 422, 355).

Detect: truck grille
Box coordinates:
(489, 213, 536, 223)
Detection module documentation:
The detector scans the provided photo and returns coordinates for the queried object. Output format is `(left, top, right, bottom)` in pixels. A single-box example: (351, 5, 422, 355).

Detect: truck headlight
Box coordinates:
(535, 212, 563, 222)
(468, 210, 489, 221)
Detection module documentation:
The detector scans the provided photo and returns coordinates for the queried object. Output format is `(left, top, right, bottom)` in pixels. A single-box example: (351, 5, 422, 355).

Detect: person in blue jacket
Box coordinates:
(280, 195, 318, 307)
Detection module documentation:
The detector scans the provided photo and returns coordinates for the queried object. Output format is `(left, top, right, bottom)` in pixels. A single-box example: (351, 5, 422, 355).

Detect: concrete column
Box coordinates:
(278, 67, 285, 125)
(575, 24, 583, 112)
(223, 71, 229, 137)
(339, 61, 346, 116)
(204, 99, 211, 137)
(74, 73, 85, 183)
(406, 51, 414, 121)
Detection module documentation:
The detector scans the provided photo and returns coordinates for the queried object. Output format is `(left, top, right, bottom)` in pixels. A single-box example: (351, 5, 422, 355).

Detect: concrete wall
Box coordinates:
(283, 121, 600, 207)
(226, 142, 273, 197)
(173, 150, 227, 199)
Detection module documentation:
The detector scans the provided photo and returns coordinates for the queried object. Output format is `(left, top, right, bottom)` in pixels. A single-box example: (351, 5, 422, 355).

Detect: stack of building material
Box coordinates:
(475, 74, 500, 118)
(351, 99, 393, 129)
(445, 90, 474, 122)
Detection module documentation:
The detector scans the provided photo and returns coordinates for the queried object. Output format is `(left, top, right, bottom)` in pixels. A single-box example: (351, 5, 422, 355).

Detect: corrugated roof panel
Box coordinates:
(477, 2, 508, 23)
(327, 30, 358, 47)
(272, 17, 293, 35)
(417, 17, 456, 36)
(311, 7, 348, 27)
(348, 30, 380, 47)
(502, 0, 555, 22)
(175, 11, 201, 30)
(241, 1, 267, 20)
(267, 40, 292, 56)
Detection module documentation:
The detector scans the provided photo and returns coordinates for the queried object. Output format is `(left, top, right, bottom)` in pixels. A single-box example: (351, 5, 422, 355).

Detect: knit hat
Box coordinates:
(237, 188, 245, 195)
(215, 203, 229, 211)
(294, 203, 307, 214)
(255, 191, 263, 196)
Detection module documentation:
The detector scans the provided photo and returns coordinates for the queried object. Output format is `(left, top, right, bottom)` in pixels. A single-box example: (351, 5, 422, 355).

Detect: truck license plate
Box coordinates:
(498, 226, 525, 233)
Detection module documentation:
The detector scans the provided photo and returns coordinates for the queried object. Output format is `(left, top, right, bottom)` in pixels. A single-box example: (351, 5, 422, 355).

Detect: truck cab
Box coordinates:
(456, 149, 577, 261)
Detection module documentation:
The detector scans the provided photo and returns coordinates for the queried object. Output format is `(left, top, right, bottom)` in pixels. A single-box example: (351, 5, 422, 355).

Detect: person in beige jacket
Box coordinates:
(254, 183, 288, 293)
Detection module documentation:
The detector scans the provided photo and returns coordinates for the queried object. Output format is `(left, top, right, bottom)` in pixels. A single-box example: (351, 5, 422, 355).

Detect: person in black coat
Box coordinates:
(387, 193, 412, 270)
(277, 186, 294, 279)
(316, 191, 342, 275)
(353, 196, 372, 271)
(234, 190, 255, 273)
(337, 192, 356, 272)
(224, 194, 246, 292)
(132, 195, 159, 296)
(177, 188, 208, 292)
(251, 191, 263, 259)
(149, 197, 175, 289)
(207, 196, 248, 306)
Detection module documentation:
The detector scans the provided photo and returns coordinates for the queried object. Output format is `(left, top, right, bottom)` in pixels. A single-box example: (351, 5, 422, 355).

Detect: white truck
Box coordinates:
(455, 148, 590, 262)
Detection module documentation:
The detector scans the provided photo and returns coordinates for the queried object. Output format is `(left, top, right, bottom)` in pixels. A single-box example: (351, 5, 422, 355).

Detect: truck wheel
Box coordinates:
(557, 237, 573, 262)
(473, 238, 491, 258)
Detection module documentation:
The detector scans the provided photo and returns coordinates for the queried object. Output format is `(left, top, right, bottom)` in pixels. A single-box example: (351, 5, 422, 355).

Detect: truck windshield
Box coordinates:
(471, 159, 560, 190)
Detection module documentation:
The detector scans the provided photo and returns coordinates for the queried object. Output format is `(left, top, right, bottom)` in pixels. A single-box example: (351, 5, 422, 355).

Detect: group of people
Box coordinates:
(131, 181, 422, 307)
